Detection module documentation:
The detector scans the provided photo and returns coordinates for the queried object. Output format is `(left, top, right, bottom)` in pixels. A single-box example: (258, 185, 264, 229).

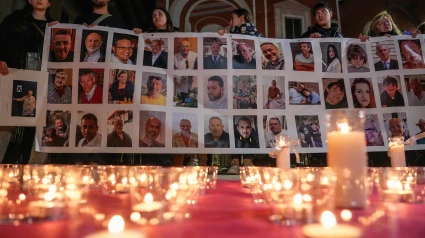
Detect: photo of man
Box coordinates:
(49, 29, 75, 62)
(174, 38, 198, 70)
(107, 111, 132, 147)
(264, 116, 288, 148)
(139, 115, 165, 147)
(346, 44, 369, 73)
(373, 41, 399, 71)
(80, 30, 107, 62)
(205, 75, 227, 109)
(295, 115, 323, 148)
(78, 68, 103, 104)
(292, 42, 314, 71)
(42, 111, 70, 147)
(111, 33, 137, 65)
(173, 76, 197, 107)
(11, 80, 37, 117)
(383, 112, 410, 140)
(414, 119, 425, 144)
(399, 40, 425, 69)
(289, 81, 320, 105)
(47, 69, 72, 104)
(143, 38, 168, 69)
(77, 113, 102, 147)
(232, 40, 256, 69)
(234, 115, 259, 148)
(323, 78, 348, 109)
(204, 116, 230, 148)
(141, 73, 167, 105)
(172, 115, 198, 148)
(405, 75, 425, 106)
(378, 76, 405, 107)
(263, 76, 285, 109)
(204, 38, 227, 69)
(260, 42, 284, 70)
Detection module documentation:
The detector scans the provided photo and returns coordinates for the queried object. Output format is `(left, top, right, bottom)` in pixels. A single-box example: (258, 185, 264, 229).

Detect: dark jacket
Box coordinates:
(374, 59, 399, 71)
(143, 50, 168, 69)
(301, 23, 343, 38)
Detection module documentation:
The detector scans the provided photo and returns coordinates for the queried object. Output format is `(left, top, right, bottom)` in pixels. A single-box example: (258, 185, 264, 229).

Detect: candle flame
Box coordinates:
(44, 192, 54, 202)
(303, 194, 312, 202)
(108, 215, 125, 233)
(337, 123, 350, 133)
(387, 180, 402, 190)
(341, 210, 352, 221)
(321, 211, 336, 228)
(293, 193, 303, 204)
(144, 193, 153, 203)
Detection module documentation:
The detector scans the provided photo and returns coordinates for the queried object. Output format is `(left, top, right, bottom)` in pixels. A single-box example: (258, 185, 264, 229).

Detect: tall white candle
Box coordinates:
(388, 142, 406, 167)
(276, 147, 290, 169)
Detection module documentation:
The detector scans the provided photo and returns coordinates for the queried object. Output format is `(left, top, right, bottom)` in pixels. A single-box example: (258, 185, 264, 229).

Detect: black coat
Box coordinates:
(143, 50, 168, 69)
(301, 23, 343, 38)
(374, 59, 399, 71)
(204, 55, 227, 69)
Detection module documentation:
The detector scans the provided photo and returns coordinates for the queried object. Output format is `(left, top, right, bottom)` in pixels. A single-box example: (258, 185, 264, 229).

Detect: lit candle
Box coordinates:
(293, 193, 313, 221)
(132, 193, 164, 212)
(28, 192, 65, 219)
(84, 215, 143, 238)
(302, 211, 362, 238)
(275, 135, 290, 169)
(382, 179, 414, 202)
(388, 137, 406, 167)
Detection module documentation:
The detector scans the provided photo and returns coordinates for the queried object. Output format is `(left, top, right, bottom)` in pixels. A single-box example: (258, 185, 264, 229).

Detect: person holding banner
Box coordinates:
(301, 1, 343, 38)
(217, 9, 263, 37)
(74, 0, 127, 29)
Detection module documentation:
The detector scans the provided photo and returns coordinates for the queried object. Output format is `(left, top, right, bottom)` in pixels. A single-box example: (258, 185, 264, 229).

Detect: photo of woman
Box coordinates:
(350, 78, 376, 108)
(323, 79, 348, 109)
(321, 43, 342, 73)
(11, 80, 38, 117)
(346, 44, 370, 73)
(364, 115, 384, 146)
(108, 70, 135, 104)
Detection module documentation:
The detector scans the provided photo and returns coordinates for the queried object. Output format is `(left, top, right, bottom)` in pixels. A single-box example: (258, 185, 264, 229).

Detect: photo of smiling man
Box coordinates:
(260, 42, 284, 70)
(49, 29, 75, 62)
(111, 33, 138, 65)
(80, 30, 108, 62)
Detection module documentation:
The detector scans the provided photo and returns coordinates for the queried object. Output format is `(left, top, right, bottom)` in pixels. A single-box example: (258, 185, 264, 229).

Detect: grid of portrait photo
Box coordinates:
(35, 24, 425, 153)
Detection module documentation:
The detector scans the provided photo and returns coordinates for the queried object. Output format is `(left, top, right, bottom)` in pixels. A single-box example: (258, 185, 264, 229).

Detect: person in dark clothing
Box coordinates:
(300, 1, 342, 38)
(74, 0, 128, 29)
(380, 76, 405, 107)
(133, 7, 178, 34)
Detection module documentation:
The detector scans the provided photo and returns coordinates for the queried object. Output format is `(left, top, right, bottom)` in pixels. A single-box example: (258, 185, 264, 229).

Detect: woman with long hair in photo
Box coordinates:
(351, 78, 376, 108)
(218, 8, 263, 37)
(133, 7, 177, 34)
(364, 117, 384, 146)
(325, 44, 341, 73)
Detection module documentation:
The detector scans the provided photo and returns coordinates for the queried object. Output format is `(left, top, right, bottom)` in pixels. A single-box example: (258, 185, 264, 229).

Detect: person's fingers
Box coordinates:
(133, 28, 142, 34)
(48, 21, 59, 27)
(90, 24, 98, 28)
(83, 23, 90, 28)
(0, 61, 9, 75)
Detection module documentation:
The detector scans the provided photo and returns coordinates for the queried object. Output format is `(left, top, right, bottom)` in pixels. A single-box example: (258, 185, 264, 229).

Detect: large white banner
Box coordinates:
(35, 24, 425, 153)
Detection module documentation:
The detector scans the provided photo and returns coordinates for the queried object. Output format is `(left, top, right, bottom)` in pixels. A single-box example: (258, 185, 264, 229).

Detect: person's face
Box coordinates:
(376, 44, 390, 61)
(91, 0, 108, 7)
(146, 119, 161, 140)
(81, 118, 98, 142)
(114, 120, 123, 134)
(419, 123, 425, 132)
(327, 85, 344, 105)
(300, 43, 310, 54)
(296, 83, 305, 92)
(365, 122, 378, 143)
(272, 80, 277, 88)
(238, 45, 251, 61)
(230, 13, 244, 27)
(314, 8, 332, 27)
(384, 83, 397, 97)
(328, 47, 335, 59)
(54, 73, 66, 88)
(209, 118, 224, 138)
(302, 119, 308, 125)
(302, 90, 311, 97)
(389, 119, 403, 137)
(241, 80, 248, 88)
(303, 127, 310, 135)
(269, 119, 282, 135)
(180, 121, 192, 133)
(401, 41, 423, 65)
(261, 44, 280, 62)
(29, 0, 51, 10)
(152, 9, 167, 29)
(85, 33, 102, 54)
(300, 133, 305, 140)
(350, 55, 365, 69)
(211, 42, 220, 56)
(53, 34, 72, 61)
(150, 79, 163, 96)
(207, 80, 224, 101)
(151, 40, 161, 55)
(113, 39, 133, 63)
(55, 119, 64, 130)
(375, 16, 392, 33)
(180, 41, 190, 55)
(45, 129, 53, 137)
(409, 79, 422, 93)
(118, 73, 128, 83)
(354, 83, 371, 108)
(237, 120, 252, 139)
(80, 74, 95, 93)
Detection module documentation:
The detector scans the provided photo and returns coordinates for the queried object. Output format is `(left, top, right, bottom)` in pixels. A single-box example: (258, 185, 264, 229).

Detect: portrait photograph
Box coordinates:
(41, 110, 71, 147)
(11, 80, 37, 117)
(111, 33, 138, 65)
(411, 116, 425, 145)
(143, 38, 168, 69)
(75, 111, 103, 147)
(80, 29, 108, 63)
(288, 81, 321, 105)
(260, 41, 284, 70)
(141, 72, 167, 106)
(346, 43, 370, 73)
(172, 112, 198, 148)
(349, 78, 377, 108)
(204, 115, 230, 148)
(232, 75, 257, 109)
(106, 110, 133, 147)
(319, 42, 342, 73)
(47, 69, 72, 104)
(377, 75, 405, 107)
(404, 75, 425, 106)
(263, 76, 285, 109)
(139, 111, 166, 147)
(204, 75, 228, 109)
(398, 39, 425, 69)
(364, 114, 384, 147)
(49, 28, 76, 63)
(174, 37, 198, 70)
(290, 42, 314, 72)
(323, 78, 348, 109)
(383, 112, 410, 139)
(371, 40, 399, 71)
(173, 76, 198, 108)
(78, 68, 104, 104)
(232, 39, 256, 69)
(295, 115, 323, 148)
(233, 115, 259, 148)
(203, 37, 227, 70)
(263, 115, 288, 148)
(108, 69, 135, 104)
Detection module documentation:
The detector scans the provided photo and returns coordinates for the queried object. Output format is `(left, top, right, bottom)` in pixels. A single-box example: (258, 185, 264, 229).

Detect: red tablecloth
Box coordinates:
(1, 181, 425, 238)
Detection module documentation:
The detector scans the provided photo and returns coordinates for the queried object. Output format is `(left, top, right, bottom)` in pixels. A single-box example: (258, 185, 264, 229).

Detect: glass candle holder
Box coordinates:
(205, 166, 218, 190)
(325, 110, 367, 209)
(99, 166, 132, 194)
(378, 168, 422, 203)
(0, 165, 25, 222)
(388, 136, 406, 167)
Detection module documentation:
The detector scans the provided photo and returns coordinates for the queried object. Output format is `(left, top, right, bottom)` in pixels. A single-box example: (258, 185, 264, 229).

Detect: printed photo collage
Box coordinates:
(36, 24, 425, 153)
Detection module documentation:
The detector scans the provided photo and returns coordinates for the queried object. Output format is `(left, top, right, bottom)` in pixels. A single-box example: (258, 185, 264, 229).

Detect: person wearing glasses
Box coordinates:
(111, 34, 135, 64)
(49, 29, 74, 62)
(174, 40, 198, 70)
(364, 117, 384, 146)
(47, 69, 72, 104)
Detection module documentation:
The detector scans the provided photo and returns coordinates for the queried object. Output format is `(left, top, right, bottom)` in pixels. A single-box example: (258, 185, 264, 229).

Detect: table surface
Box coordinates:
(1, 180, 425, 238)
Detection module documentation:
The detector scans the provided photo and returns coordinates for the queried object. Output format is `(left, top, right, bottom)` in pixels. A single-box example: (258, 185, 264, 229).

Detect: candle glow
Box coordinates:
(108, 215, 125, 233)
(337, 123, 350, 133)
(321, 211, 336, 228)
(144, 193, 153, 203)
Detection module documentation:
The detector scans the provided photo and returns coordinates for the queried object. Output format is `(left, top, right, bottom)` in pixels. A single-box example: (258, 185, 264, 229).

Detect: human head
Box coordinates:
(327, 44, 339, 63)
(80, 113, 99, 142)
(179, 40, 191, 57)
(207, 76, 225, 101)
(351, 78, 375, 108)
(209, 117, 224, 138)
(299, 42, 312, 55)
(312, 1, 333, 28)
(375, 43, 391, 62)
(324, 79, 345, 105)
(296, 83, 305, 92)
(147, 76, 163, 97)
(54, 70, 67, 89)
(311, 121, 318, 130)
(52, 30, 72, 61)
(368, 11, 401, 37)
(112, 34, 134, 64)
(261, 42, 281, 63)
(389, 118, 403, 137)
(179, 119, 192, 133)
(400, 40, 423, 67)
(236, 44, 252, 62)
(347, 44, 367, 68)
(271, 80, 277, 88)
(299, 132, 306, 140)
(151, 40, 162, 55)
(383, 76, 398, 98)
(54, 117, 64, 130)
(231, 8, 251, 27)
(211, 41, 221, 56)
(237, 116, 252, 139)
(79, 69, 96, 93)
(408, 76, 423, 94)
(416, 119, 425, 132)
(269, 118, 282, 135)
(28, 0, 51, 11)
(85, 32, 103, 55)
(113, 118, 124, 134)
(240, 78, 249, 88)
(152, 8, 174, 31)
(365, 117, 382, 145)
(117, 70, 128, 84)
(301, 88, 311, 97)
(302, 116, 309, 125)
(45, 127, 54, 137)
(91, 0, 108, 8)
(145, 117, 161, 140)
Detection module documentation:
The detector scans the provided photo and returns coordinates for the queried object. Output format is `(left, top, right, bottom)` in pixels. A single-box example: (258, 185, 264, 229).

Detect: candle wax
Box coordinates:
(302, 223, 362, 238)
(132, 201, 164, 212)
(276, 147, 290, 169)
(389, 143, 406, 167)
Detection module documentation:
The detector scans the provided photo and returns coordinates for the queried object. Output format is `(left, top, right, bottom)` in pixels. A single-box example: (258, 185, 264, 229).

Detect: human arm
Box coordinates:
(359, 33, 370, 42)
(217, 29, 227, 36)
(133, 28, 142, 34)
